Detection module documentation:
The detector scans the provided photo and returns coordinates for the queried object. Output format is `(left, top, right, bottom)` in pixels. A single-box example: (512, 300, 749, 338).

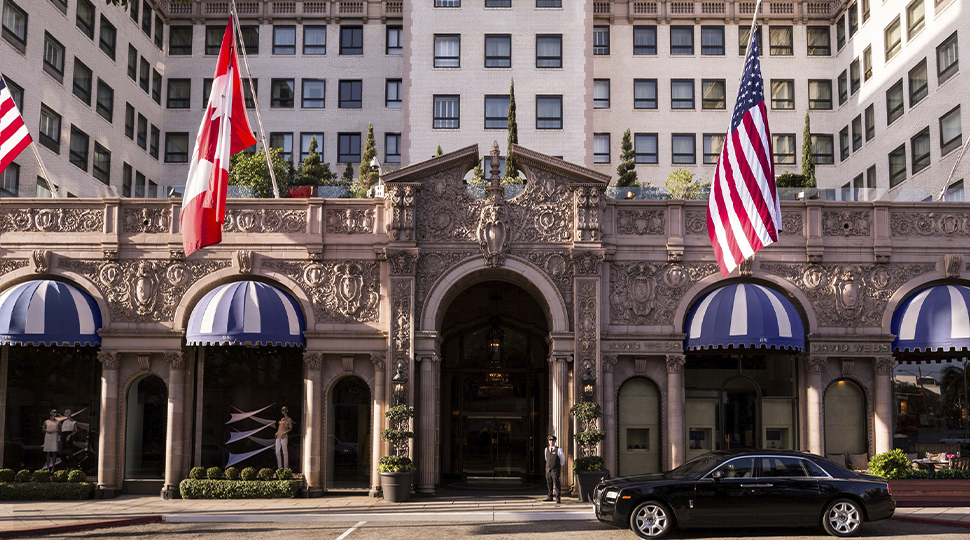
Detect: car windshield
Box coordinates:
(668, 454, 722, 477)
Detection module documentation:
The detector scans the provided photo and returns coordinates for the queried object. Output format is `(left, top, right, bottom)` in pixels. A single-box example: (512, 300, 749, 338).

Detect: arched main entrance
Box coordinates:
(438, 281, 549, 485)
(125, 374, 167, 479)
(327, 376, 371, 489)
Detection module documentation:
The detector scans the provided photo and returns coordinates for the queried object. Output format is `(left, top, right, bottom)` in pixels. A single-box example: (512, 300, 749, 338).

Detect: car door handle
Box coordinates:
(740, 483, 773, 488)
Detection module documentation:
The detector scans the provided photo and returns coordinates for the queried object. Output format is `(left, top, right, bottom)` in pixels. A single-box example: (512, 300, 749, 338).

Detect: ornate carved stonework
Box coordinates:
(945, 254, 963, 277)
(262, 259, 380, 323)
(603, 355, 617, 373)
(387, 186, 416, 241)
(807, 356, 827, 374)
(891, 212, 970, 237)
(97, 351, 120, 369)
(0, 259, 28, 276)
(123, 208, 170, 233)
(841, 359, 855, 377)
(573, 250, 603, 276)
(684, 211, 706, 235)
(415, 251, 476, 315)
(525, 251, 574, 326)
(0, 208, 103, 233)
(165, 351, 186, 370)
(387, 250, 418, 275)
(575, 187, 605, 241)
(874, 356, 895, 375)
(235, 250, 254, 274)
(666, 354, 686, 374)
(223, 209, 306, 233)
(303, 352, 324, 370)
(738, 257, 754, 277)
(761, 262, 934, 327)
(391, 280, 412, 365)
(616, 209, 665, 235)
(577, 281, 598, 378)
(371, 353, 386, 372)
(326, 208, 374, 234)
(610, 262, 720, 325)
(59, 258, 231, 322)
(781, 212, 803, 235)
(477, 192, 511, 267)
(822, 211, 871, 236)
(32, 250, 51, 273)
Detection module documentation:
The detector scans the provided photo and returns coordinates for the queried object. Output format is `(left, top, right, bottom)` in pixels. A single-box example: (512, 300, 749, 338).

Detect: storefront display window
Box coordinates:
(893, 359, 969, 456)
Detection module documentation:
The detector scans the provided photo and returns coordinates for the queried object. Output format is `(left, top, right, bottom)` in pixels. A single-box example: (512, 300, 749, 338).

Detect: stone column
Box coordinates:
(873, 356, 895, 454)
(97, 351, 120, 495)
(666, 354, 686, 469)
(370, 354, 386, 496)
(550, 354, 572, 487)
(303, 352, 323, 496)
(417, 353, 440, 494)
(0, 345, 8, 468)
(162, 352, 186, 499)
(602, 356, 617, 475)
(806, 355, 827, 456)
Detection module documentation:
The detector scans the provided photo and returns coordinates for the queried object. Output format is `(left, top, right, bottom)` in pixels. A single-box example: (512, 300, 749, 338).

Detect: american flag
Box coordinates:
(0, 76, 32, 176)
(707, 28, 781, 278)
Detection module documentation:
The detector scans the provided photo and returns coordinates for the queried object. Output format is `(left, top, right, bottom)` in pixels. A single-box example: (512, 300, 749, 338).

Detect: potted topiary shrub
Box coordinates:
(570, 401, 609, 502)
(378, 404, 416, 503)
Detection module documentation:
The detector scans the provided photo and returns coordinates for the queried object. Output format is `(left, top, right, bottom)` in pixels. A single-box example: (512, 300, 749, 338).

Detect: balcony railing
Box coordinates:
(597, 0, 831, 20)
(162, 0, 402, 19)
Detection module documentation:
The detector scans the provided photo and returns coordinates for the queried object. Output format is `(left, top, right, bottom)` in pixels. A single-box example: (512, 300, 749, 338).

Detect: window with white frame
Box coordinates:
(937, 32, 959, 83)
(434, 95, 460, 129)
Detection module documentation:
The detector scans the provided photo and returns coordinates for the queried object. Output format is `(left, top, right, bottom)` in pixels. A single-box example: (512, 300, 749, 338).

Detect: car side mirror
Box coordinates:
(711, 470, 724, 482)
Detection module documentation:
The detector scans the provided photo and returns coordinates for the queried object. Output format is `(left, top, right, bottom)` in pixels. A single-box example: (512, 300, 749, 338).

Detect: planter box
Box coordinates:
(380, 471, 414, 503)
(889, 479, 970, 507)
(576, 470, 610, 503)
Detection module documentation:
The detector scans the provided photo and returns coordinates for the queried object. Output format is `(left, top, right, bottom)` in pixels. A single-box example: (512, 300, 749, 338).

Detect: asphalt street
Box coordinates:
(46, 519, 970, 539)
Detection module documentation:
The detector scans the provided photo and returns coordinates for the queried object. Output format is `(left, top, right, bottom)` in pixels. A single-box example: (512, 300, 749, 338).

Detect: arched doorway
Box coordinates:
(439, 281, 549, 485)
(327, 376, 371, 489)
(617, 378, 661, 476)
(824, 379, 867, 455)
(125, 375, 167, 479)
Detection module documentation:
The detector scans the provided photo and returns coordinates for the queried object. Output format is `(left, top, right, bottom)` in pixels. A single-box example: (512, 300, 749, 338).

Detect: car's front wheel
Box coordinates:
(629, 500, 673, 539)
(822, 498, 863, 537)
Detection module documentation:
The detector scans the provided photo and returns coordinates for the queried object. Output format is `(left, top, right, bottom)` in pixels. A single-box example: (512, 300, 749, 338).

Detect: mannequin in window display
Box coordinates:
(42, 409, 60, 470)
(59, 409, 77, 466)
(275, 406, 293, 469)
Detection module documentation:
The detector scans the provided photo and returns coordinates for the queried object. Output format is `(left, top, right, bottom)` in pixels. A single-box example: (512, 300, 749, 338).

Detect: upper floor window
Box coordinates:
(848, 3, 859, 38)
(593, 26, 609, 55)
(940, 106, 962, 155)
(486, 0, 511, 6)
(704, 134, 725, 164)
(850, 58, 861, 94)
(433, 95, 460, 129)
(385, 133, 402, 164)
(154, 14, 163, 49)
(593, 79, 610, 109)
(772, 134, 795, 164)
(911, 127, 931, 174)
(386, 79, 402, 108)
(739, 26, 761, 55)
(76, 0, 95, 40)
(593, 133, 610, 164)
(304, 26, 326, 55)
(536, 35, 562, 68)
(141, 1, 152, 37)
(812, 134, 835, 165)
(435, 0, 460, 6)
(339, 80, 362, 108)
(165, 132, 189, 163)
(167, 79, 191, 109)
(274, 26, 296, 55)
(434, 35, 460, 68)
(937, 32, 959, 83)
(485, 35, 511, 68)
(99, 16, 117, 59)
(865, 104, 875, 141)
(909, 59, 928, 106)
(807, 27, 830, 56)
(672, 134, 696, 164)
(38, 104, 61, 153)
(885, 17, 902, 61)
(770, 80, 794, 109)
(387, 26, 403, 55)
(241, 26, 259, 54)
(886, 79, 904, 124)
(769, 26, 793, 56)
(863, 46, 873, 81)
(205, 26, 223, 55)
(72, 58, 93, 105)
(302, 79, 325, 108)
(69, 126, 89, 171)
(907, 0, 925, 40)
(634, 133, 658, 164)
(809, 80, 832, 110)
(671, 79, 694, 109)
(536, 95, 562, 129)
(889, 144, 906, 186)
(1, 0, 27, 52)
(96, 79, 114, 121)
(633, 26, 656, 55)
(1, 163, 19, 197)
(484, 95, 509, 129)
(634, 79, 657, 109)
(338, 133, 361, 163)
(170, 26, 192, 55)
(43, 33, 66, 82)
(837, 15, 846, 50)
(271, 79, 295, 108)
(341, 26, 363, 55)
(701, 26, 724, 55)
(702, 79, 725, 109)
(671, 26, 693, 55)
(536, 0, 561, 6)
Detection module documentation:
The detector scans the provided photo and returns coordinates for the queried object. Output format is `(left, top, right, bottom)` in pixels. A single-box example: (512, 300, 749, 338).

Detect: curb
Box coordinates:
(163, 511, 597, 523)
(891, 516, 970, 529)
(0, 516, 162, 539)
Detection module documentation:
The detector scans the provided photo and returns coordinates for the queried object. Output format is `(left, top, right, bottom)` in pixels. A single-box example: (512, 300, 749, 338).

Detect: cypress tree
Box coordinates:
(801, 111, 817, 187)
(615, 129, 638, 188)
(505, 78, 519, 183)
(359, 124, 378, 188)
(435, 145, 443, 156)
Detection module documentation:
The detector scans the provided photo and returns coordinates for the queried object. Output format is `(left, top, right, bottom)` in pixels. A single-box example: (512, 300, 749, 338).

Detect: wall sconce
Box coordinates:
(485, 321, 504, 362)
(625, 190, 635, 200)
(392, 362, 409, 405)
(582, 370, 596, 402)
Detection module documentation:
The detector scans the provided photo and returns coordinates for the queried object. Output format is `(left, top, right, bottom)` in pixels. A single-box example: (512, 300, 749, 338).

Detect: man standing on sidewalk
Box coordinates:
(544, 435, 565, 503)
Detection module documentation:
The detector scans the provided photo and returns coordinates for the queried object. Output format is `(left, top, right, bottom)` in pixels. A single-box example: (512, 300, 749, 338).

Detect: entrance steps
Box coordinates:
(123, 479, 164, 495)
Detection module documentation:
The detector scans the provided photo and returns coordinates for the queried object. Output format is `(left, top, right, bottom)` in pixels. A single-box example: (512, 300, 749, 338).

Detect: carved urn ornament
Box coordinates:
(477, 141, 511, 268)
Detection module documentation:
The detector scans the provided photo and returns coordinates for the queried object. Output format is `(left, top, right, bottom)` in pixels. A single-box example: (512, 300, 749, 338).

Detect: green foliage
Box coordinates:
(385, 404, 416, 425)
(665, 168, 709, 200)
(52, 470, 69, 483)
(358, 124, 380, 190)
(575, 430, 607, 447)
(104, 0, 190, 9)
(240, 467, 258, 481)
(436, 145, 444, 156)
(801, 111, 817, 187)
(257, 468, 275, 481)
(32, 470, 50, 483)
(776, 173, 812, 188)
(615, 129, 638, 188)
(469, 161, 488, 185)
(868, 449, 912, 479)
(377, 456, 417, 473)
(382, 405, 416, 460)
(341, 162, 355, 186)
(15, 470, 30, 483)
(228, 147, 294, 198)
(505, 78, 521, 184)
(189, 467, 206, 480)
(0, 482, 94, 500)
(224, 467, 240, 481)
(298, 136, 338, 187)
(67, 470, 86, 483)
(570, 402, 603, 422)
(0, 469, 14, 483)
(571, 401, 606, 469)
(276, 468, 293, 481)
(206, 466, 223, 480)
(178, 479, 299, 499)
(574, 456, 606, 473)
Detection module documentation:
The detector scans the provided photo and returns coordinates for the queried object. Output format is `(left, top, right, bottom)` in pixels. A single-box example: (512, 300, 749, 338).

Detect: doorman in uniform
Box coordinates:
(544, 435, 565, 503)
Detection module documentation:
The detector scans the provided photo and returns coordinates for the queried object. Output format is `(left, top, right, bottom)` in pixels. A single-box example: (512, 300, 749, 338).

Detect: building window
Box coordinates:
(271, 79, 295, 108)
(122, 163, 131, 196)
(911, 127, 930, 174)
(536, 35, 562, 68)
(38, 104, 61, 153)
(671, 79, 694, 109)
(435, 0, 460, 6)
(807, 26, 830, 56)
(93, 143, 110, 184)
(907, 0, 924, 39)
(937, 32, 959, 83)
(300, 133, 324, 162)
(434, 35, 460, 67)
(634, 79, 657, 109)
(302, 79, 325, 108)
(701, 26, 724, 55)
(838, 70, 848, 105)
(889, 144, 906, 186)
(167, 79, 190, 109)
(43, 33, 65, 81)
(840, 126, 850, 161)
(386, 79, 402, 108)
(486, 0, 511, 6)
(137, 113, 147, 149)
(909, 59, 928, 106)
(154, 14, 164, 49)
(72, 58, 93, 105)
(96, 79, 113, 122)
(243, 79, 257, 108)
(849, 59, 861, 94)
(340, 26, 363, 55)
(865, 104, 875, 141)
(852, 115, 863, 151)
(134, 171, 145, 197)
(886, 79, 904, 124)
(150, 125, 159, 159)
(837, 15, 846, 50)
(672, 134, 696, 164)
(127, 45, 137, 80)
(485, 35, 511, 68)
(701, 80, 725, 110)
(76, 0, 95, 39)
(484, 95, 509, 129)
(124, 103, 134, 140)
(338, 80, 362, 109)
(593, 79, 610, 109)
(269, 132, 293, 163)
(704, 133, 725, 164)
(812, 134, 834, 165)
(129, 0, 139, 21)
(164, 132, 189, 163)
(536, 0, 561, 6)
(634, 133, 658, 164)
(151, 70, 161, 104)
(863, 46, 873, 81)
(1, 163, 19, 197)
(273, 26, 296, 55)
(238, 25, 257, 54)
(862, 0, 870, 22)
(940, 106, 962, 155)
(770, 80, 794, 109)
(739, 25, 761, 55)
(633, 26, 656, 55)
(205, 26, 223, 55)
(5, 78, 22, 111)
(385, 133, 402, 163)
(848, 3, 859, 37)
(1, 0, 27, 53)
(387, 26, 403, 55)
(593, 26, 609, 55)
(139, 57, 150, 93)
(297, 26, 325, 55)
(671, 26, 693, 55)
(594, 133, 610, 164)
(69, 126, 89, 171)
(536, 95, 562, 129)
(808, 80, 832, 110)
(773, 134, 796, 164)
(433, 95, 460, 129)
(338, 133, 361, 163)
(769, 26, 793, 56)
(944, 179, 963, 202)
(142, 1, 152, 36)
(867, 165, 876, 193)
(169, 26, 192, 55)
(99, 16, 117, 60)
(885, 17, 901, 61)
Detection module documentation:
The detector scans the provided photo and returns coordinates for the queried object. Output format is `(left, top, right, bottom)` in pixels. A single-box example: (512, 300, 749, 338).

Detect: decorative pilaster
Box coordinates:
(417, 353, 441, 494)
(370, 353, 386, 496)
(96, 351, 120, 493)
(162, 351, 186, 498)
(873, 356, 895, 454)
(549, 354, 572, 487)
(303, 352, 324, 496)
(666, 354, 686, 469)
(805, 355, 827, 456)
(602, 355, 617, 475)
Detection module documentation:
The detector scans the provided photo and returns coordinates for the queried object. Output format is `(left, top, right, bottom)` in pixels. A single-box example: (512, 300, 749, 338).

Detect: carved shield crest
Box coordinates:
(631, 276, 655, 318)
(333, 263, 365, 317)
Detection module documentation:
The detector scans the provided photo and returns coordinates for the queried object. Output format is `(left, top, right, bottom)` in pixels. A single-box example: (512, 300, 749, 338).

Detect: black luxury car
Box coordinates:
(593, 450, 895, 538)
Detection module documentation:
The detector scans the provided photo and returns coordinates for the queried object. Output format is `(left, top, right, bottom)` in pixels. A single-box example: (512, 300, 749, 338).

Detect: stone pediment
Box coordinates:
(510, 144, 611, 187)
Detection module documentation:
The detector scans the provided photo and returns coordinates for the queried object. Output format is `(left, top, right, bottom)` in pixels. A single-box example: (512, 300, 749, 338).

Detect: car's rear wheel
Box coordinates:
(822, 498, 863, 537)
(629, 500, 673, 539)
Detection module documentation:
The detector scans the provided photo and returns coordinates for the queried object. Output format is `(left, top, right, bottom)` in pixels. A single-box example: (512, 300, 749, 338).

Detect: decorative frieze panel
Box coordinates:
(577, 281, 598, 377)
(575, 187, 605, 241)
(0, 208, 103, 233)
(525, 251, 574, 324)
(415, 251, 475, 314)
(761, 262, 935, 327)
(684, 211, 706, 235)
(387, 185, 418, 242)
(781, 212, 803, 235)
(58, 258, 230, 322)
(223, 208, 306, 233)
(686, 210, 803, 236)
(610, 262, 720, 325)
(262, 259, 380, 323)
(387, 250, 418, 275)
(616, 209, 665, 235)
(326, 208, 374, 234)
(391, 280, 412, 365)
(123, 208, 171, 233)
(822, 211, 871, 237)
(891, 212, 970, 237)
(0, 259, 29, 276)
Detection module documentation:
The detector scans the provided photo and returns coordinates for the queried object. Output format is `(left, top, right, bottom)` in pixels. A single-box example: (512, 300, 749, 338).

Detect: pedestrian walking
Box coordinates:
(543, 435, 564, 503)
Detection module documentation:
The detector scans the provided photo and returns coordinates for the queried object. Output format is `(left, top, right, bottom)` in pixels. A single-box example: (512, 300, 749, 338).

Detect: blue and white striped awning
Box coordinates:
(685, 283, 805, 351)
(892, 285, 970, 352)
(0, 280, 103, 346)
(186, 281, 305, 347)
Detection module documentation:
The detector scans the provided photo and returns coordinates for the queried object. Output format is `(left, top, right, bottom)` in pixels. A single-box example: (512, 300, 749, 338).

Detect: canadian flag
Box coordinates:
(180, 17, 257, 256)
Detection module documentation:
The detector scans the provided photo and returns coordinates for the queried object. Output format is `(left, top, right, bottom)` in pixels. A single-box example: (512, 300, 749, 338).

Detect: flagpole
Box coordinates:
(936, 134, 970, 201)
(744, 0, 763, 60)
(28, 142, 58, 198)
(229, 1, 281, 199)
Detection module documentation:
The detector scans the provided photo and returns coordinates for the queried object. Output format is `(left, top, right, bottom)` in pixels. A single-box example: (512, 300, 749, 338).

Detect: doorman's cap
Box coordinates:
(547, 435, 557, 441)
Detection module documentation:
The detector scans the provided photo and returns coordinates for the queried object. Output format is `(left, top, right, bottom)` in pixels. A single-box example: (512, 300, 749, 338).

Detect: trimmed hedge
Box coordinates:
(206, 467, 223, 480)
(257, 468, 275, 481)
(240, 467, 257, 481)
(0, 482, 94, 500)
(178, 479, 300, 499)
(0, 469, 14, 483)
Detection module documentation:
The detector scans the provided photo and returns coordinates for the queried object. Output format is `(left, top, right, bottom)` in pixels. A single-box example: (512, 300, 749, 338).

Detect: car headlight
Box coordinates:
(605, 490, 619, 501)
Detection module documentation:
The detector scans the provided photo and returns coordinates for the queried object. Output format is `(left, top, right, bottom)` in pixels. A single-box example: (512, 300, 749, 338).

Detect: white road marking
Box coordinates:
(335, 520, 366, 540)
